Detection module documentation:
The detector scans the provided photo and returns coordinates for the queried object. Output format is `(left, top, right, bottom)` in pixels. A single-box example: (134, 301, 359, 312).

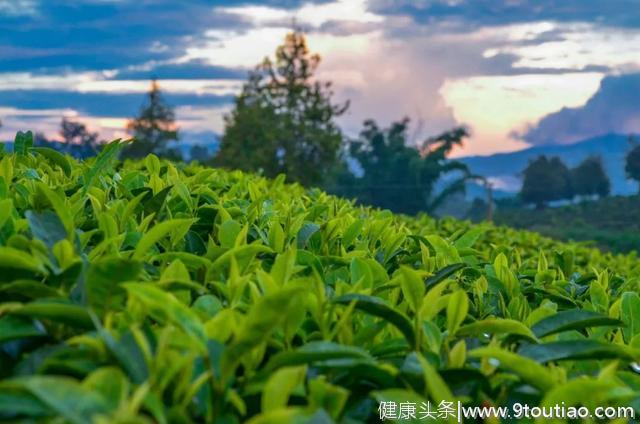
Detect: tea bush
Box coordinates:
(1, 138, 640, 423)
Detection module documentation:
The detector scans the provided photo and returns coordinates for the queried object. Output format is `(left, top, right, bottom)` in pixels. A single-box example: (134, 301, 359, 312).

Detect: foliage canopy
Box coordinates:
(330, 118, 471, 214)
(124, 79, 179, 159)
(215, 31, 348, 186)
(1, 139, 639, 422)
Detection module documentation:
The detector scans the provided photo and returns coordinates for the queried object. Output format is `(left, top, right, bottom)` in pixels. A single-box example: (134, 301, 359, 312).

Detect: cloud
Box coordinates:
(0, 90, 232, 118)
(441, 72, 603, 155)
(0, 0, 38, 17)
(113, 60, 245, 81)
(520, 72, 640, 145)
(484, 23, 640, 72)
(2, 0, 640, 157)
(369, 0, 640, 29)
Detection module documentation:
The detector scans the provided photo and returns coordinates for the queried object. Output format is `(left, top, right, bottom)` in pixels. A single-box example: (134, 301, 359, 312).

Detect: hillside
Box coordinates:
(1, 142, 640, 422)
(461, 133, 638, 196)
(495, 195, 640, 254)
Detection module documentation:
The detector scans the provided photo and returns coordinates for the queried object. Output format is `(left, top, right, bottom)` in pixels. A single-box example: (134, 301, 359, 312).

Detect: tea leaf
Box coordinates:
(457, 318, 537, 341)
(469, 347, 555, 391)
(333, 294, 416, 346)
(518, 340, 638, 363)
(446, 291, 468, 336)
(531, 309, 622, 338)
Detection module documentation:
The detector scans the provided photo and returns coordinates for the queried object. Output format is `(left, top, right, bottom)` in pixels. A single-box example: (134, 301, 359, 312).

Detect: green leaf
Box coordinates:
(25, 210, 67, 250)
(453, 227, 486, 249)
(83, 367, 130, 411)
(12, 300, 93, 329)
(469, 347, 555, 391)
(262, 365, 306, 411)
(308, 376, 349, 420)
(0, 315, 45, 343)
(540, 378, 632, 417)
(531, 309, 622, 338)
(14, 131, 34, 156)
(0, 198, 13, 229)
(222, 287, 305, 376)
(265, 341, 371, 371)
(86, 257, 142, 316)
(209, 244, 273, 275)
(446, 290, 468, 336)
(268, 222, 285, 252)
(333, 294, 415, 346)
(621, 292, 640, 342)
(0, 246, 47, 274)
(518, 340, 638, 363)
(415, 352, 455, 404)
(124, 283, 206, 346)
(350, 257, 373, 288)
(32, 147, 71, 176)
(271, 248, 297, 286)
(342, 219, 363, 247)
(218, 219, 242, 248)
(399, 266, 425, 312)
(245, 408, 309, 424)
(424, 263, 466, 290)
(10, 376, 110, 424)
(457, 318, 537, 341)
(143, 185, 173, 215)
(133, 218, 195, 259)
(0, 387, 50, 418)
(297, 222, 320, 249)
(82, 139, 124, 194)
(425, 235, 461, 263)
(0, 280, 59, 299)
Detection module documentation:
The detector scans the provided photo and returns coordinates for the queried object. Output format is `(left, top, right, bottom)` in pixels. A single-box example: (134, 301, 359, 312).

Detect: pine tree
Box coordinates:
(123, 79, 179, 159)
(215, 30, 348, 186)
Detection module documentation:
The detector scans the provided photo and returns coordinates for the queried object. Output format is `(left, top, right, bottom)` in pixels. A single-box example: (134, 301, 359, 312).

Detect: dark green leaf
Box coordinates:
(143, 185, 173, 215)
(12, 300, 93, 330)
(332, 294, 415, 346)
(14, 131, 33, 156)
(82, 139, 124, 194)
(425, 263, 466, 289)
(26, 210, 67, 250)
(86, 257, 142, 316)
(297, 223, 320, 249)
(32, 147, 71, 176)
(0, 315, 45, 343)
(265, 341, 371, 371)
(519, 340, 638, 363)
(531, 309, 622, 338)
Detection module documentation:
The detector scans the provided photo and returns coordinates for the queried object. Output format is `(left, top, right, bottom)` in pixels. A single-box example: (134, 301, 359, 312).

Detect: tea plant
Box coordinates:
(0, 135, 639, 423)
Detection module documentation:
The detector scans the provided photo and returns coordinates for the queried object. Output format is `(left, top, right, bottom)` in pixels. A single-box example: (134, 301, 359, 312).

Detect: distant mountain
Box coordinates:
(460, 133, 638, 197)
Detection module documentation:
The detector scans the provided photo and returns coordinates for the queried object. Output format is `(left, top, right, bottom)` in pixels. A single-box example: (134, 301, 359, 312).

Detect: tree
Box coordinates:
(520, 155, 572, 208)
(59, 117, 99, 156)
(124, 79, 178, 159)
(329, 118, 471, 215)
(215, 30, 348, 186)
(625, 139, 640, 193)
(571, 155, 610, 199)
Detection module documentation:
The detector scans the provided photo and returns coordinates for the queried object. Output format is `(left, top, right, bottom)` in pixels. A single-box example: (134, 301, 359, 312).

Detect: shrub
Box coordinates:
(0, 138, 639, 423)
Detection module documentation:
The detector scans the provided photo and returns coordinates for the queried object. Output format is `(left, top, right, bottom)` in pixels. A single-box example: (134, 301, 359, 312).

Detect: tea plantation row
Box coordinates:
(1, 139, 640, 423)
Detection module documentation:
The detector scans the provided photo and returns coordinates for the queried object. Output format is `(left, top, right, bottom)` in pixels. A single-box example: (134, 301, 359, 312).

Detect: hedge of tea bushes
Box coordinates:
(0, 138, 639, 423)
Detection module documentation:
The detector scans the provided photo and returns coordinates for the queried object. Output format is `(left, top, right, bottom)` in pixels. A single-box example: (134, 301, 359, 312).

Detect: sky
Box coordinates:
(1, 0, 639, 157)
